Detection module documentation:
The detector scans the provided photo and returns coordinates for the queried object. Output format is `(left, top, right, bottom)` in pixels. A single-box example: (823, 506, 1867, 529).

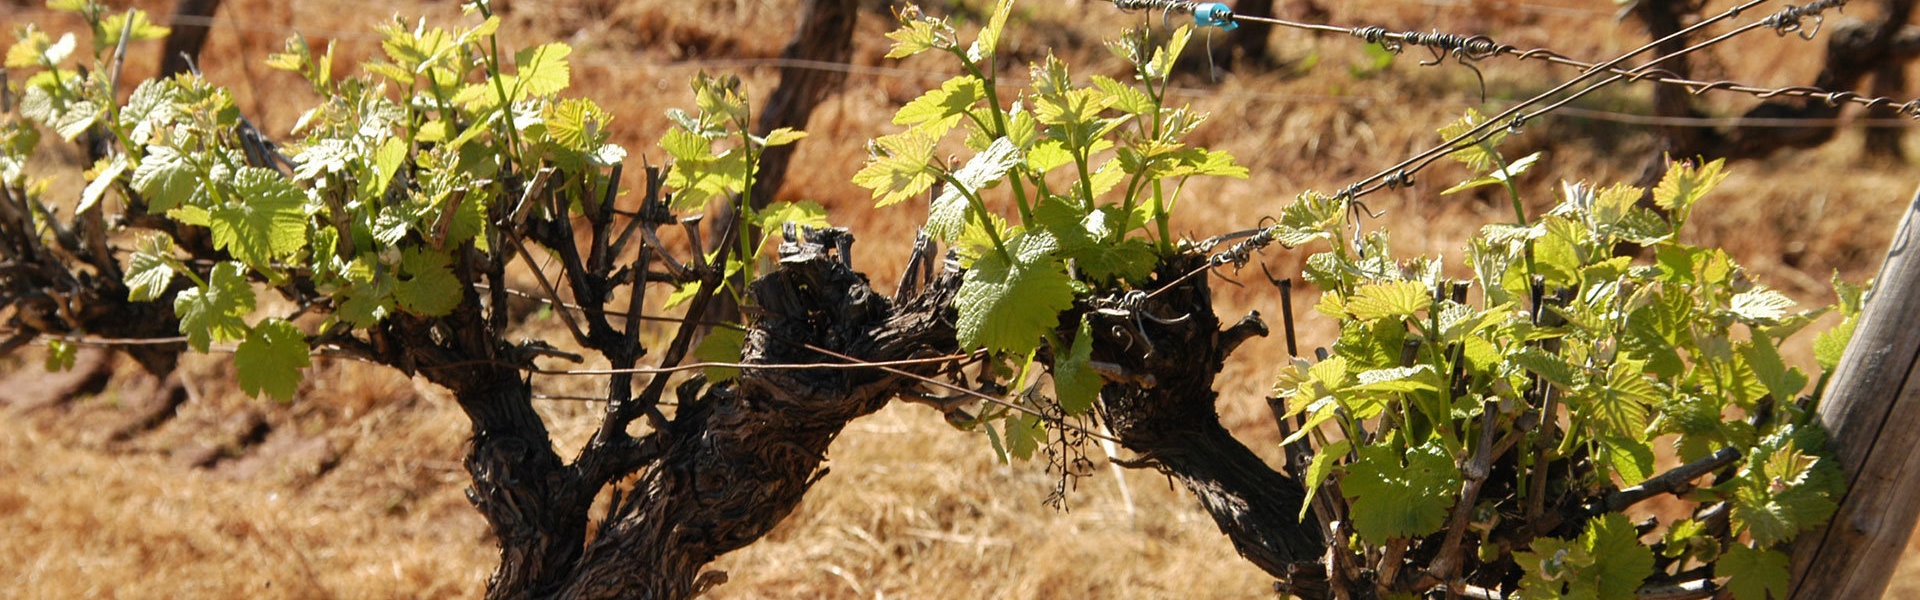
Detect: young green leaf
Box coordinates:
(1051, 316, 1100, 415)
(1652, 157, 1729, 214)
(854, 125, 942, 208)
(1342, 442, 1459, 544)
(1513, 348, 1583, 390)
(1441, 151, 1540, 195)
(966, 0, 1014, 63)
(234, 318, 310, 401)
(44, 339, 77, 372)
(895, 75, 984, 127)
(1004, 411, 1044, 460)
(1813, 317, 1857, 371)
(125, 235, 178, 302)
(174, 262, 256, 352)
(78, 155, 128, 214)
(694, 326, 746, 383)
(883, 8, 953, 59)
(1720, 544, 1790, 600)
(761, 127, 808, 147)
(1588, 358, 1657, 440)
(1582, 513, 1657, 600)
(1734, 445, 1840, 546)
(512, 42, 573, 99)
(394, 248, 462, 316)
(1728, 288, 1795, 323)
(96, 9, 171, 51)
(1344, 280, 1432, 321)
(926, 136, 1021, 242)
(755, 200, 831, 233)
(954, 233, 1074, 355)
(1437, 108, 1507, 173)
(210, 167, 311, 270)
(1299, 438, 1350, 520)
(1598, 435, 1655, 485)
(1740, 334, 1808, 403)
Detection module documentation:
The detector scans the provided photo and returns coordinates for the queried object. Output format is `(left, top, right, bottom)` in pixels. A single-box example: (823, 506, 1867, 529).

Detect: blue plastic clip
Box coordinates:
(1193, 3, 1238, 30)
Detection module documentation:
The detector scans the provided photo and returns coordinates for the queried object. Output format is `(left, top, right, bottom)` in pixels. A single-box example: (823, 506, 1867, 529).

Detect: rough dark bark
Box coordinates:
(1088, 257, 1325, 576)
(159, 0, 224, 77)
(554, 234, 961, 599)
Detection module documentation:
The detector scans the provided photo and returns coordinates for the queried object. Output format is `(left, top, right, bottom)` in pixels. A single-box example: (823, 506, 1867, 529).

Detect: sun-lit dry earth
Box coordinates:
(2, 0, 1918, 597)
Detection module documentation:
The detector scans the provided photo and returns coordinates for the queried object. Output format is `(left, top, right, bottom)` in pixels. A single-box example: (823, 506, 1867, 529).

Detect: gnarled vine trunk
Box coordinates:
(1087, 257, 1326, 576)
(431, 241, 1325, 599)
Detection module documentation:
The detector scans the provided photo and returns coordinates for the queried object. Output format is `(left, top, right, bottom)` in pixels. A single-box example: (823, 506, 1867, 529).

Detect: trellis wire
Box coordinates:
(17, 4, 1913, 130)
(1122, 0, 1886, 291)
(0, 0, 1897, 427)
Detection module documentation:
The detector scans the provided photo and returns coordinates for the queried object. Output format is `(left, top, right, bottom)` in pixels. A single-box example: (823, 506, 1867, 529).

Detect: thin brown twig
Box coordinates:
(1606, 447, 1743, 512)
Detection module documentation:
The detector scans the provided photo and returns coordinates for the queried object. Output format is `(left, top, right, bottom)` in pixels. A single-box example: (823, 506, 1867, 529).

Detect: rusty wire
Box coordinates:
(1114, 0, 1884, 293)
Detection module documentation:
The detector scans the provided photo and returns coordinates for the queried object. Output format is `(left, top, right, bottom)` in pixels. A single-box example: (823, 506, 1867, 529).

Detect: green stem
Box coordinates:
(1490, 152, 1526, 226)
(956, 52, 1028, 225)
(1151, 180, 1172, 253)
(1072, 148, 1095, 212)
(1009, 176, 1033, 224)
(950, 176, 1009, 259)
(470, 3, 525, 167)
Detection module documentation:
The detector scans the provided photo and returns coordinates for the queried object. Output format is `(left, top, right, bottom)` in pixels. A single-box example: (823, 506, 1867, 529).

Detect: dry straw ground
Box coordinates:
(1, 0, 1917, 597)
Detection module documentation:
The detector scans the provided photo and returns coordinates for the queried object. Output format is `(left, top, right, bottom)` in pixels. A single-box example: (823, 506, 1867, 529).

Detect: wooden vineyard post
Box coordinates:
(1788, 185, 1920, 599)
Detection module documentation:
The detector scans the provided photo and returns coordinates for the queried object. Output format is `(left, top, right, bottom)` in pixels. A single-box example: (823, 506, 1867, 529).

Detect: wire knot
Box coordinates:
(1762, 0, 1848, 39)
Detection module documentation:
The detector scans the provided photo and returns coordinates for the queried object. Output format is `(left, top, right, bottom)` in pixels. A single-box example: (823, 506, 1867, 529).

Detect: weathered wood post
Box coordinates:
(1788, 184, 1920, 599)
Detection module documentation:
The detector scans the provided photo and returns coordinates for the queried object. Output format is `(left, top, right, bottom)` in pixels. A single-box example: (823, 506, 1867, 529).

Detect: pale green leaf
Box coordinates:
(694, 326, 745, 383)
(97, 9, 172, 51)
(966, 0, 1014, 62)
(1513, 348, 1583, 390)
(120, 78, 178, 146)
(761, 127, 807, 147)
(1581, 513, 1656, 600)
(1441, 151, 1540, 195)
(1300, 438, 1350, 520)
(1345, 280, 1432, 320)
(884, 14, 949, 59)
(1652, 158, 1729, 214)
(210, 168, 310, 269)
(124, 235, 177, 302)
(1052, 316, 1100, 415)
(1599, 435, 1655, 486)
(755, 200, 831, 232)
(78, 155, 128, 214)
(393, 248, 461, 316)
(1003, 411, 1044, 460)
(1721, 544, 1790, 600)
(1437, 108, 1506, 173)
(1729, 288, 1795, 323)
(1342, 442, 1459, 544)
(1740, 334, 1808, 402)
(855, 125, 941, 208)
(511, 42, 572, 99)
(955, 234, 1074, 354)
(1813, 317, 1856, 371)
(927, 137, 1020, 241)
(234, 318, 310, 401)
(43, 339, 76, 372)
(174, 262, 256, 352)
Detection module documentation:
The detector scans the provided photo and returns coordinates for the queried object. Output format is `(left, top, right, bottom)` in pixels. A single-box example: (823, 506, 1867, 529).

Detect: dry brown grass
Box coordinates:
(2, 0, 1918, 597)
